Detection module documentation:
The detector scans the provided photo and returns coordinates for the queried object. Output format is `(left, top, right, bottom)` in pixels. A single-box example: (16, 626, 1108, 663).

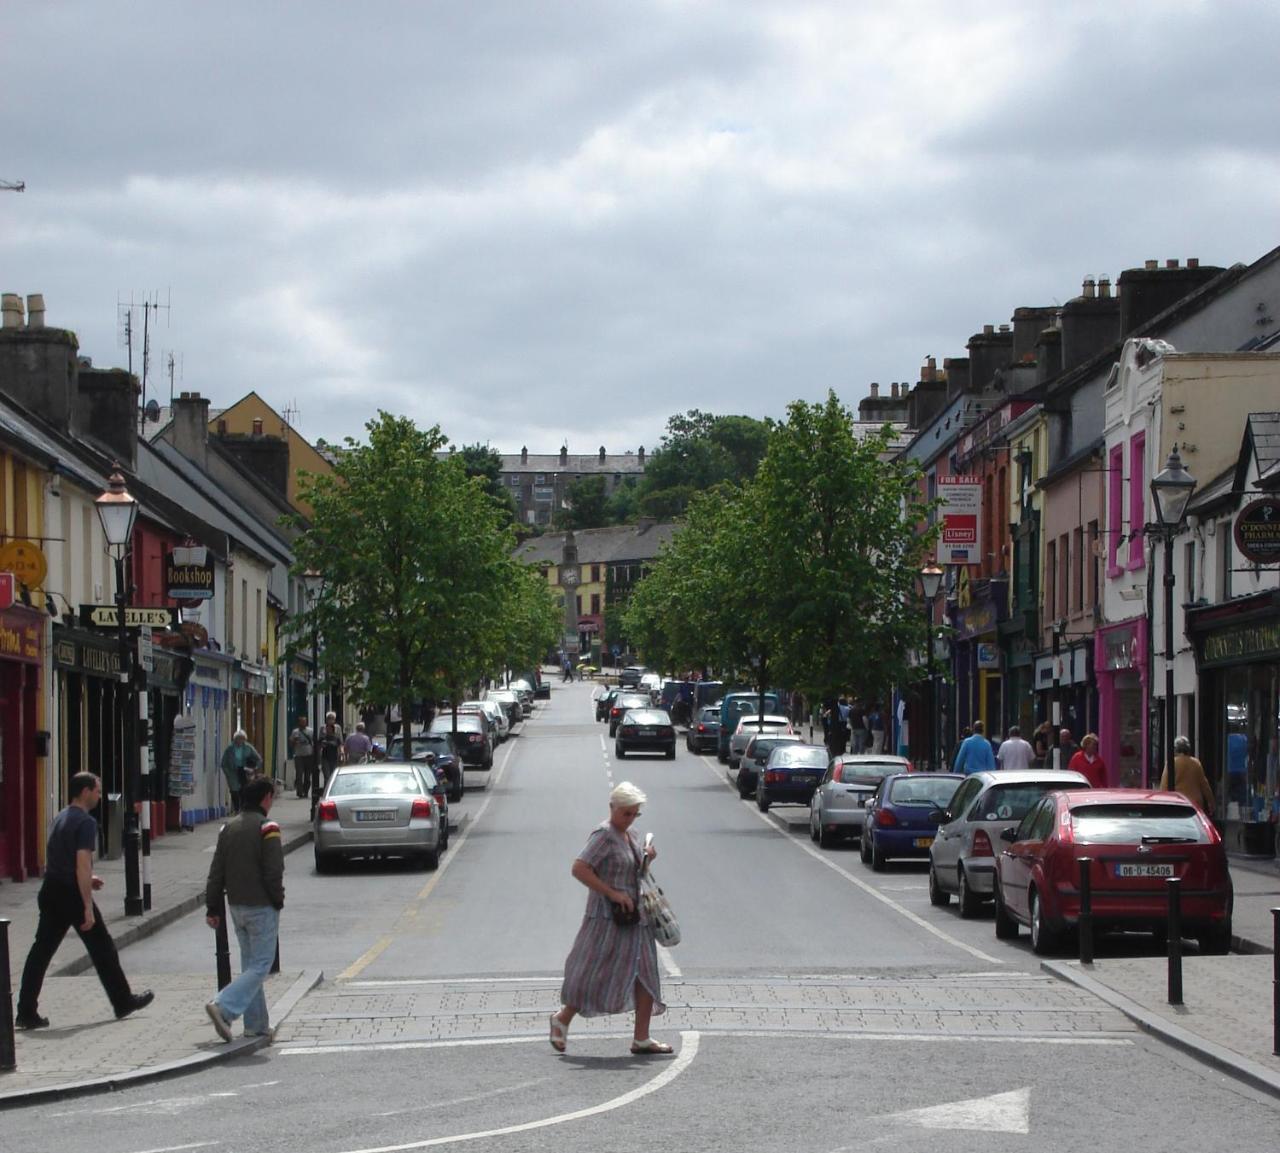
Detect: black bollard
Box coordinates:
(1077, 858, 1094, 965)
(1272, 907, 1279, 1057)
(213, 895, 232, 991)
(1, 918, 15, 1072)
(1167, 877, 1183, 1006)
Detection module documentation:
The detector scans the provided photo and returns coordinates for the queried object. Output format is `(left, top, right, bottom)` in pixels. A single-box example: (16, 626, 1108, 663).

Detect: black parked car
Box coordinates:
(615, 709, 676, 760)
(389, 731, 464, 803)
(686, 705, 721, 754)
(429, 711, 494, 771)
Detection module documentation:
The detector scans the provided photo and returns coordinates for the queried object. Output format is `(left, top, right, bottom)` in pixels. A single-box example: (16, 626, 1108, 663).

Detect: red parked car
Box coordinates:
(993, 789, 1233, 955)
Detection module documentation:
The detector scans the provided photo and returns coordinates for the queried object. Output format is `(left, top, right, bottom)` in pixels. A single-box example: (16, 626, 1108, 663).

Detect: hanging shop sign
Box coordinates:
(0, 605, 41, 664)
(1234, 498, 1280, 565)
(165, 545, 215, 600)
(1102, 622, 1142, 672)
(0, 539, 48, 590)
(976, 642, 1001, 670)
(80, 604, 179, 630)
(936, 476, 982, 565)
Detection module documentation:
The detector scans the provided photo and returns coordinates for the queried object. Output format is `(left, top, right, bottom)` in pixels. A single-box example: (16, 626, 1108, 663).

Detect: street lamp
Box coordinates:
(95, 468, 142, 916)
(303, 569, 323, 819)
(919, 565, 944, 771)
(1150, 446, 1196, 791)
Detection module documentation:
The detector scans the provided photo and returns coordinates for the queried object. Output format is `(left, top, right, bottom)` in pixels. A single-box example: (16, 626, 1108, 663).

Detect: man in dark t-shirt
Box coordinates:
(16, 772, 154, 1029)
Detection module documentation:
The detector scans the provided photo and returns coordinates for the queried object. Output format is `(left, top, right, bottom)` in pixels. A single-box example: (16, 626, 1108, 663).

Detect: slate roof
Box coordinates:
(497, 452, 647, 476)
(1247, 412, 1280, 484)
(513, 522, 679, 566)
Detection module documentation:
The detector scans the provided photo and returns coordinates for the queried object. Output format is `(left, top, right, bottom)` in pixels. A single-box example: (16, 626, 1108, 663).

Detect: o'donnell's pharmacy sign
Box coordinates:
(1234, 498, 1280, 565)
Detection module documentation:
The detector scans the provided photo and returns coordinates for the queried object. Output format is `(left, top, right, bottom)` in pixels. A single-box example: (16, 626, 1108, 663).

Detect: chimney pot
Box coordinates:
(520, 446, 528, 465)
(870, 381, 879, 397)
(2, 293, 24, 328)
(983, 324, 994, 336)
(559, 445, 568, 466)
(25, 293, 45, 328)
(1098, 277, 1111, 299)
(998, 324, 1010, 333)
(1145, 259, 1158, 270)
(890, 382, 898, 399)
(1187, 257, 1199, 269)
(1082, 278, 1096, 299)
(599, 445, 606, 463)
(1166, 259, 1179, 269)
(638, 445, 645, 465)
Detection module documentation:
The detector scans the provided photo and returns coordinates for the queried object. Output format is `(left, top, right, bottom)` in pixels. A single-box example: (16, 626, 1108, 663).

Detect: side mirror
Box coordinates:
(1000, 827, 1018, 843)
(927, 809, 945, 825)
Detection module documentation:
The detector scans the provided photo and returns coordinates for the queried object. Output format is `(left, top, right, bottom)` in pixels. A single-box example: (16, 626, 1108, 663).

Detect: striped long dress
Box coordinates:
(559, 823, 666, 1018)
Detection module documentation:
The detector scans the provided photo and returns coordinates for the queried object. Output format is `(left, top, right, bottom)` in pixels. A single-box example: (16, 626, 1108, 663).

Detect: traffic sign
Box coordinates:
(79, 604, 179, 630)
(138, 625, 154, 672)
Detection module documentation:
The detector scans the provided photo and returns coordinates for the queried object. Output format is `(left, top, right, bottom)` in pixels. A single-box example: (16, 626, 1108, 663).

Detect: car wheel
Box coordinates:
(928, 863, 951, 907)
(1198, 922, 1232, 955)
(994, 883, 1019, 940)
(1029, 889, 1061, 955)
(423, 849, 440, 870)
(818, 824, 836, 849)
(756, 785, 770, 812)
(615, 744, 625, 759)
(859, 833, 872, 864)
(314, 850, 336, 874)
(809, 811, 820, 842)
(737, 774, 752, 799)
(450, 784, 464, 804)
(957, 867, 982, 918)
(871, 838, 887, 872)
(665, 746, 676, 760)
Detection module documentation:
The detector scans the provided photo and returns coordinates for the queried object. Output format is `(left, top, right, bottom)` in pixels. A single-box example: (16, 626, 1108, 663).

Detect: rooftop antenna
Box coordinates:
(281, 399, 300, 435)
(0, 179, 24, 192)
(117, 294, 135, 377)
(135, 290, 171, 434)
(164, 349, 183, 407)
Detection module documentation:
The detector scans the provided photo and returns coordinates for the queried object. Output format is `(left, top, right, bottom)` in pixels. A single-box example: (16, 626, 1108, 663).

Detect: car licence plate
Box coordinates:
(356, 810, 396, 822)
(914, 837, 933, 848)
(1116, 863, 1174, 878)
(793, 774, 816, 784)
(638, 729, 656, 737)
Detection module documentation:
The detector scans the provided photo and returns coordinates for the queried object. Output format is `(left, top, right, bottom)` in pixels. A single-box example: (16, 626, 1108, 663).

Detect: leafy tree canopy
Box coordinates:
(554, 475, 609, 530)
(635, 410, 770, 518)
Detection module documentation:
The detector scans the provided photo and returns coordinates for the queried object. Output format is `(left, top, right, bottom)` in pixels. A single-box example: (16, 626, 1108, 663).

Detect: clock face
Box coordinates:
(561, 567, 579, 587)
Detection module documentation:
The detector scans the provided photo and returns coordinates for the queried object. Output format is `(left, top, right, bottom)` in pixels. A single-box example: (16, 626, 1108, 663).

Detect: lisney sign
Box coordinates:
(937, 475, 982, 565)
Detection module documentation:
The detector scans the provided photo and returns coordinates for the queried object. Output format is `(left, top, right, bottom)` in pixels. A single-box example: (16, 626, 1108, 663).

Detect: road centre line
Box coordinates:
(332, 1030, 700, 1153)
(697, 754, 1005, 966)
(337, 736, 518, 982)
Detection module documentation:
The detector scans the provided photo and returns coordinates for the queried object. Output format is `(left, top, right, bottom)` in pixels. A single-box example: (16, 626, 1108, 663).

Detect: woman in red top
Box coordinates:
(1068, 733, 1108, 788)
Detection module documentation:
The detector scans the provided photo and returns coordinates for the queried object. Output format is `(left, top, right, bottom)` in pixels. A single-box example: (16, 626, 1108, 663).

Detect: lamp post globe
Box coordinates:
(1150, 446, 1196, 530)
(94, 469, 138, 549)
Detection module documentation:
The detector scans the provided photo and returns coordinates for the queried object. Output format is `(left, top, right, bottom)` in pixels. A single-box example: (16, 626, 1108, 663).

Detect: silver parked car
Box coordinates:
(928, 768, 1091, 916)
(314, 763, 446, 872)
(728, 714, 793, 770)
(809, 755, 910, 847)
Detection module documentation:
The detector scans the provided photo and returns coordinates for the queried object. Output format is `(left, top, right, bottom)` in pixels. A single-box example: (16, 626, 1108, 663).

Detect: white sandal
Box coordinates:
(630, 1037, 673, 1054)
(549, 1014, 568, 1052)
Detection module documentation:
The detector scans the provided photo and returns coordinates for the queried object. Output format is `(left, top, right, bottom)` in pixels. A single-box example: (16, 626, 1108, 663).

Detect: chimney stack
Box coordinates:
(559, 445, 568, 466)
(891, 382, 899, 399)
(170, 390, 211, 471)
(598, 445, 606, 463)
(25, 294, 44, 328)
(1082, 277, 1096, 299)
(1165, 259, 1179, 269)
(1098, 277, 1111, 299)
(1145, 259, 1158, 270)
(870, 381, 879, 398)
(252, 417, 264, 437)
(520, 446, 528, 465)
(983, 324, 994, 335)
(1, 293, 23, 328)
(638, 445, 645, 466)
(1187, 258, 1199, 269)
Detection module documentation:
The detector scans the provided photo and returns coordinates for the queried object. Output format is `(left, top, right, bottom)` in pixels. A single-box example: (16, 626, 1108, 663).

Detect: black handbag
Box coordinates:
(611, 901, 640, 926)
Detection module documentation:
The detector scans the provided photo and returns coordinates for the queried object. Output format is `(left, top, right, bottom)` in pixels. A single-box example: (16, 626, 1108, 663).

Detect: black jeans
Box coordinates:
(18, 879, 134, 1017)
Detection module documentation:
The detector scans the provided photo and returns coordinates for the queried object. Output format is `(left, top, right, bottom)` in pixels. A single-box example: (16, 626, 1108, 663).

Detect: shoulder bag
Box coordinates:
(639, 857, 681, 947)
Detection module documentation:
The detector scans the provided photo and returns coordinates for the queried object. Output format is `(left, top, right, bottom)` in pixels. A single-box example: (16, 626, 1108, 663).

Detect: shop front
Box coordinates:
(148, 647, 194, 835)
(1188, 591, 1280, 857)
(949, 592, 1005, 739)
(0, 605, 44, 880)
(1094, 617, 1148, 788)
(184, 651, 233, 825)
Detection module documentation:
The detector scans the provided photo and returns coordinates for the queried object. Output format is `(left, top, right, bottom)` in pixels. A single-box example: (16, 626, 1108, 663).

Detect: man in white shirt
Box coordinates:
(996, 724, 1035, 771)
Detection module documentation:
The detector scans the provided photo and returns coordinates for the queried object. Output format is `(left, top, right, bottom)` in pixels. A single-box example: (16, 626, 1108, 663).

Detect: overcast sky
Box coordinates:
(3, 1, 1278, 456)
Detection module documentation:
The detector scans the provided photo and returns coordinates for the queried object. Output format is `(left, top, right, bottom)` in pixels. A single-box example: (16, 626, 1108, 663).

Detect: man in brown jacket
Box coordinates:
(204, 776, 285, 1041)
(1158, 735, 1216, 816)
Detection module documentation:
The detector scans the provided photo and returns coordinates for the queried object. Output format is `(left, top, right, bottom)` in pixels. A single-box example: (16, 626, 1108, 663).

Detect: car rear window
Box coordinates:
(772, 747, 829, 768)
(838, 760, 905, 783)
(433, 715, 481, 732)
(748, 735, 797, 754)
(1071, 804, 1209, 844)
(699, 708, 719, 723)
(971, 781, 1089, 822)
(624, 710, 669, 725)
(889, 777, 959, 807)
(331, 771, 421, 796)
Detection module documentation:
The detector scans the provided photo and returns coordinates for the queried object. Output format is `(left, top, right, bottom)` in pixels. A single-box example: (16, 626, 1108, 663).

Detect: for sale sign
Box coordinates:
(937, 475, 982, 564)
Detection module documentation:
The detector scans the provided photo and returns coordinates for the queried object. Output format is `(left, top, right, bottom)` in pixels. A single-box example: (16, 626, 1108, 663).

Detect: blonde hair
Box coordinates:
(609, 781, 647, 808)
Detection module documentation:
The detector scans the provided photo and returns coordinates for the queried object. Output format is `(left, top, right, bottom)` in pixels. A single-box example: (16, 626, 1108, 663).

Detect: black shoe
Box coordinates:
(15, 1011, 49, 1029)
(115, 990, 155, 1020)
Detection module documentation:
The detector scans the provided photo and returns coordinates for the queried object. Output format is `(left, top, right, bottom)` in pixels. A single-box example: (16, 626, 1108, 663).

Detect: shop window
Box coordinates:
(1219, 529, 1233, 600)
(1045, 540, 1056, 624)
(1087, 521, 1100, 609)
(1108, 444, 1124, 578)
(590, 592, 601, 614)
(1127, 432, 1146, 570)
(1183, 541, 1195, 608)
(1072, 527, 1084, 613)
(1058, 533, 1069, 619)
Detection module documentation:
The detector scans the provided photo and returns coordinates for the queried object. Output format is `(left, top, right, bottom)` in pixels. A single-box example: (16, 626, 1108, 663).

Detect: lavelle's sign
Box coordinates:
(80, 604, 179, 630)
(1234, 497, 1280, 565)
(166, 545, 215, 600)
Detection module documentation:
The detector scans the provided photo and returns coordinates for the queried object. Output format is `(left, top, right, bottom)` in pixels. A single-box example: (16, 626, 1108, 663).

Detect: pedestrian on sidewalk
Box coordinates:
(848, 700, 867, 754)
(1068, 733, 1108, 788)
(318, 711, 344, 788)
(220, 729, 261, 814)
(953, 720, 996, 775)
(550, 781, 670, 1056)
(996, 725, 1035, 771)
(15, 773, 154, 1029)
(343, 721, 373, 764)
(867, 702, 886, 754)
(204, 775, 285, 1042)
(289, 715, 315, 799)
(1158, 735, 1216, 816)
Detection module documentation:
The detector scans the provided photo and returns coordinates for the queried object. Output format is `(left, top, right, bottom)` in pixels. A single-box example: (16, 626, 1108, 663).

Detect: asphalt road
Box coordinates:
(8, 679, 1279, 1151)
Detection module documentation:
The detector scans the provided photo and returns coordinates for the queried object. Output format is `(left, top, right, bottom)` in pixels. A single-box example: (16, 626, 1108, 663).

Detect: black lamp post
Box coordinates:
(1150, 446, 1196, 790)
(303, 570, 323, 820)
(95, 469, 141, 916)
(920, 565, 944, 771)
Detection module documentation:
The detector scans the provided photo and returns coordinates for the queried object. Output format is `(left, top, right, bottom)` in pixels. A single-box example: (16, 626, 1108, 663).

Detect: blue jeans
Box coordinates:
(214, 904, 279, 1034)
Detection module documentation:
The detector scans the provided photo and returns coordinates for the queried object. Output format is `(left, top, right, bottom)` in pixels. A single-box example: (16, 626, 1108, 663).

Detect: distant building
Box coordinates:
(495, 445, 648, 527)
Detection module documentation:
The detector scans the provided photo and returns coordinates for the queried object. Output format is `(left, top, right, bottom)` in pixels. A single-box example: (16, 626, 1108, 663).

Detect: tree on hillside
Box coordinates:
(288, 413, 556, 756)
(554, 475, 609, 530)
(458, 442, 516, 521)
(637, 410, 770, 518)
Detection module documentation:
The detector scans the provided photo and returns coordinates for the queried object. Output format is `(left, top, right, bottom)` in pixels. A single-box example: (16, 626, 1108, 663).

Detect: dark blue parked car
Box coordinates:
(860, 772, 962, 871)
(755, 743, 830, 811)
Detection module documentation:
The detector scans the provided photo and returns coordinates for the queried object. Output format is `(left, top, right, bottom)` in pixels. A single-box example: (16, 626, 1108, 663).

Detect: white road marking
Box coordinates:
(698, 754, 1005, 966)
(656, 943, 682, 979)
(371, 1078, 552, 1117)
(338, 737, 518, 981)
(121, 1144, 218, 1153)
(332, 1030, 700, 1152)
(599, 734, 607, 752)
(882, 1086, 1031, 1133)
(343, 977, 558, 987)
(279, 1029, 1128, 1058)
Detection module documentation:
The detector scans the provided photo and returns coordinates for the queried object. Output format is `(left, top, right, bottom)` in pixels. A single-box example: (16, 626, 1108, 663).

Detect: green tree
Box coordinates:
(636, 410, 770, 518)
(554, 475, 609, 530)
(289, 413, 555, 754)
(457, 442, 516, 521)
